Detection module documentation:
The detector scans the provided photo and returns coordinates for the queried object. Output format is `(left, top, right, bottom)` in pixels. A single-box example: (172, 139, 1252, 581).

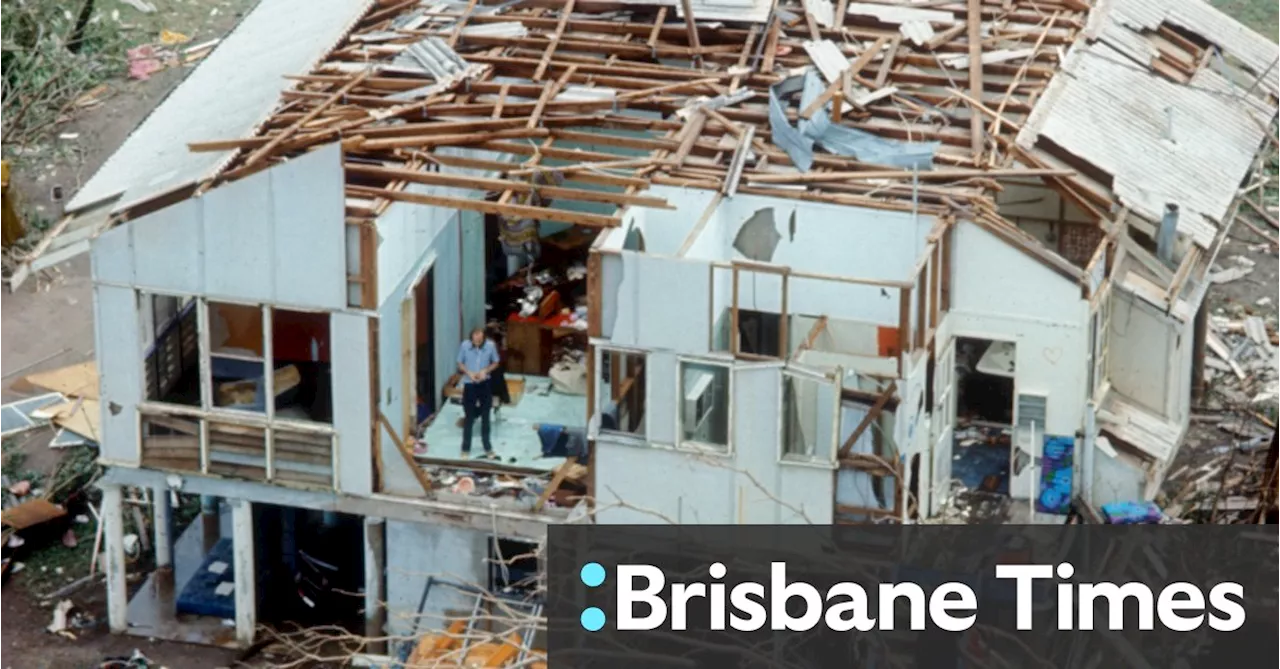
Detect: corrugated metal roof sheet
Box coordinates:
(65, 0, 376, 215)
(1018, 26, 1276, 249)
(1103, 0, 1279, 96)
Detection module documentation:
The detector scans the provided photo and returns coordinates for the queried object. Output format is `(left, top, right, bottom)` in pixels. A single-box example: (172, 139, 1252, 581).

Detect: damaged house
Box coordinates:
(12, 0, 1276, 655)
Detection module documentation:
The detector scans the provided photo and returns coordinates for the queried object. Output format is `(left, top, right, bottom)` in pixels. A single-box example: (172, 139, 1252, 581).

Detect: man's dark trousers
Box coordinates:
(461, 381, 493, 454)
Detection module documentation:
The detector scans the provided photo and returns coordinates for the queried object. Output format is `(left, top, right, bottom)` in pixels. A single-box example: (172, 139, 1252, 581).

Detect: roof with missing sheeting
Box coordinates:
(64, 0, 376, 214)
(19, 0, 1279, 301)
(1017, 0, 1278, 249)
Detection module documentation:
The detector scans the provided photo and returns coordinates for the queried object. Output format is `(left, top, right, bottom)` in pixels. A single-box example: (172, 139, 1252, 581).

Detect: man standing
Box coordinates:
(457, 327, 500, 459)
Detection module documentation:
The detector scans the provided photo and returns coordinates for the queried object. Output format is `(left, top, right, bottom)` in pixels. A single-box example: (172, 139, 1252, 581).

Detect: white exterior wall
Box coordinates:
(1107, 289, 1193, 424)
(384, 521, 488, 636)
(594, 361, 835, 524)
(594, 195, 940, 525)
(945, 220, 1090, 503)
(89, 146, 373, 494)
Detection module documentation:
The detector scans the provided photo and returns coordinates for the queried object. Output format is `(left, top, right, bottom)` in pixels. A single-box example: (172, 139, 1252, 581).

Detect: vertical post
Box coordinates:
(231, 498, 256, 646)
(966, 0, 984, 157)
(201, 495, 220, 553)
(730, 266, 740, 356)
(152, 485, 173, 570)
(1191, 300, 1208, 404)
(102, 484, 128, 633)
(364, 516, 388, 654)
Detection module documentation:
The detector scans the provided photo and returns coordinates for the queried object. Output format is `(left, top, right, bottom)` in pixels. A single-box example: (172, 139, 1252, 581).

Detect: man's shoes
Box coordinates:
(474, 450, 499, 460)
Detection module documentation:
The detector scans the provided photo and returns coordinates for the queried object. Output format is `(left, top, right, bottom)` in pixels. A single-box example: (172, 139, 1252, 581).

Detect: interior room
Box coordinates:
(951, 336, 1016, 496)
(141, 294, 200, 407)
(413, 218, 596, 472)
(205, 302, 333, 423)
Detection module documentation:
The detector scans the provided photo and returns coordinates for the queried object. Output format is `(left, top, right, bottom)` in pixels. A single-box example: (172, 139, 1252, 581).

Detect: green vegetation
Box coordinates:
(0, 0, 129, 150)
(1212, 0, 1279, 43)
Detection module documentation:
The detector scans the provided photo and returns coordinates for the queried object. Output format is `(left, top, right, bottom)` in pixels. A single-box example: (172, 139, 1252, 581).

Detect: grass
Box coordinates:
(1211, 0, 1280, 42)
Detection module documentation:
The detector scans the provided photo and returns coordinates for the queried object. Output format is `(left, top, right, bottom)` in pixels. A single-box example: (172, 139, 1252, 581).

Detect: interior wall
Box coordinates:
(90, 144, 348, 311)
(378, 217, 465, 496)
(384, 521, 488, 637)
(599, 251, 712, 354)
(600, 182, 715, 257)
(331, 312, 373, 496)
(594, 363, 834, 524)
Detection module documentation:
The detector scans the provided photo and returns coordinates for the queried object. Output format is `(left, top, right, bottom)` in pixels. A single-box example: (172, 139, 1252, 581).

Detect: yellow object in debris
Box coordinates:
(159, 29, 191, 45)
(1, 160, 24, 249)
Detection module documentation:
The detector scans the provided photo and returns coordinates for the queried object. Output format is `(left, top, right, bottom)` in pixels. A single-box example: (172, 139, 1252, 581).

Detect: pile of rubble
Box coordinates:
(1202, 294, 1279, 412)
(1161, 267, 1278, 523)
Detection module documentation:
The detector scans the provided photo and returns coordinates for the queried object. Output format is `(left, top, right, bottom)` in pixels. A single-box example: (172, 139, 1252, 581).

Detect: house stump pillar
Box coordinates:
(231, 498, 256, 646)
(364, 516, 388, 654)
(153, 485, 173, 570)
(101, 483, 129, 633)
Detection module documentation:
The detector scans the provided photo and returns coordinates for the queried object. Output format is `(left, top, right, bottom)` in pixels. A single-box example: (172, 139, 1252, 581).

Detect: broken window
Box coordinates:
(781, 369, 837, 463)
(678, 359, 730, 450)
(140, 293, 199, 406)
(599, 348, 645, 436)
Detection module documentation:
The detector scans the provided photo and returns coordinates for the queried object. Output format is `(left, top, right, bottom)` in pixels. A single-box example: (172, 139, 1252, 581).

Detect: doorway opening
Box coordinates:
(414, 268, 436, 422)
(951, 336, 1015, 497)
(403, 266, 436, 438)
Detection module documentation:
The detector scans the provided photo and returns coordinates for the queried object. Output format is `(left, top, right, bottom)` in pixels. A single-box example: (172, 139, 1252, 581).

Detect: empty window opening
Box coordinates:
(737, 308, 782, 357)
(679, 360, 730, 449)
(209, 301, 267, 413)
(142, 293, 199, 406)
(489, 538, 540, 596)
(599, 349, 646, 436)
(272, 308, 332, 424)
(952, 337, 1015, 498)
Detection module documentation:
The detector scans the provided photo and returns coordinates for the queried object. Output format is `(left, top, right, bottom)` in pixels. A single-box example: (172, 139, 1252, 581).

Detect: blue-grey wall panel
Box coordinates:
(95, 284, 142, 464)
(203, 168, 274, 301)
(271, 144, 347, 309)
(130, 198, 202, 293)
(331, 312, 372, 496)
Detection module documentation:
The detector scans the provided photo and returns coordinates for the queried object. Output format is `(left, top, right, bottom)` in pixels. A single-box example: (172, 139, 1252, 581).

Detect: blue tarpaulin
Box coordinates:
(767, 69, 939, 172)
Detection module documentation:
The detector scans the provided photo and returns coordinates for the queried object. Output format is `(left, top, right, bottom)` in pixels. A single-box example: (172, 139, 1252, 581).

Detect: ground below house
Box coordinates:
(2, 2, 257, 666)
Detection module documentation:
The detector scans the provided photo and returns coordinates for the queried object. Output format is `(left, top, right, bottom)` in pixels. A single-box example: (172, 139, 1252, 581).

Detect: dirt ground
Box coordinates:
(3, 2, 254, 667)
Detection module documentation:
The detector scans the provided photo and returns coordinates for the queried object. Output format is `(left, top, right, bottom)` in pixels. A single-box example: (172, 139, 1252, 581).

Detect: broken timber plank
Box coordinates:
(346, 185, 621, 228)
(838, 381, 896, 459)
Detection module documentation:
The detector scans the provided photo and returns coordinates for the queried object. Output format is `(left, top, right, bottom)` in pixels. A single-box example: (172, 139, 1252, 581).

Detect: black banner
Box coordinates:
(547, 525, 1278, 668)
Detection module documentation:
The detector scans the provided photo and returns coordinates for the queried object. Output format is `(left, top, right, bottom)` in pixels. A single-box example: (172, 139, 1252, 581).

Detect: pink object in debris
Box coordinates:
(8, 480, 31, 496)
(62, 528, 78, 548)
(127, 45, 163, 80)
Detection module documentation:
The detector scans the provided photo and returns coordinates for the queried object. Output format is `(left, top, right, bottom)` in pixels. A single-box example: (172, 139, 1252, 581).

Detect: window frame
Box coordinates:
(674, 356, 734, 454)
(596, 345, 649, 441)
(778, 364, 841, 467)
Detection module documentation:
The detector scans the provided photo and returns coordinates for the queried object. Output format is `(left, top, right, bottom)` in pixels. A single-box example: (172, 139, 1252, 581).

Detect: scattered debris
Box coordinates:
(46, 599, 75, 635)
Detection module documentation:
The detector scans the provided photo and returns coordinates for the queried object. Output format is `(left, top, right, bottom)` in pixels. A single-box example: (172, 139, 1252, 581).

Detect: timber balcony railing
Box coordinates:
(136, 402, 338, 490)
